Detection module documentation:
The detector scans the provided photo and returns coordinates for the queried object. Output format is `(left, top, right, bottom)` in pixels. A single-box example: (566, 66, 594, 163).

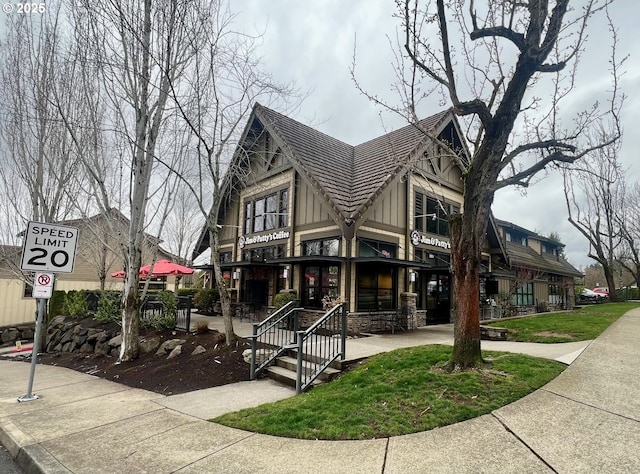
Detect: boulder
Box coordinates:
(139, 337, 161, 354)
(108, 334, 122, 347)
(155, 339, 186, 356)
(167, 345, 182, 359)
(191, 345, 206, 356)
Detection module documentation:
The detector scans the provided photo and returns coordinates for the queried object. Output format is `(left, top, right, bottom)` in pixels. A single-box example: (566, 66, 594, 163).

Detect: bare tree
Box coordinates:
(0, 8, 83, 273)
(166, 1, 298, 344)
(72, 0, 200, 361)
(564, 131, 624, 301)
(355, 1, 624, 368)
(617, 182, 640, 289)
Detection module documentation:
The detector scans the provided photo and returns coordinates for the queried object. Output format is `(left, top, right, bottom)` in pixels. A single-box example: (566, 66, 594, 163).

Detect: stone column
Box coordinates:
(400, 292, 417, 330)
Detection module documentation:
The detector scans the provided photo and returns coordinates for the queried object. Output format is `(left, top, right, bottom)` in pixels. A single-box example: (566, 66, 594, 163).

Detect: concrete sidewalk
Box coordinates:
(1, 310, 639, 473)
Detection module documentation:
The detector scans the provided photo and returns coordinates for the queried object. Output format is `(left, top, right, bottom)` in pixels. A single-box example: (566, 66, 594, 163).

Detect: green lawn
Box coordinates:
(213, 303, 638, 440)
(213, 345, 564, 440)
(485, 302, 640, 343)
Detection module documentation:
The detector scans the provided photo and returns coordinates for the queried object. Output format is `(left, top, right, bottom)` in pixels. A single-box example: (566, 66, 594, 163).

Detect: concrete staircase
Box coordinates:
(266, 350, 342, 389)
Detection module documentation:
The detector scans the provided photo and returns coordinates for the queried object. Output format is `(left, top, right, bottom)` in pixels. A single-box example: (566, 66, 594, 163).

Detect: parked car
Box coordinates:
(593, 287, 609, 297)
(580, 288, 605, 303)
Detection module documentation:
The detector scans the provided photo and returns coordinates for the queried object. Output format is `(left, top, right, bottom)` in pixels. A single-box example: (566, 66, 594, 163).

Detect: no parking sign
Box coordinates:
(33, 272, 55, 299)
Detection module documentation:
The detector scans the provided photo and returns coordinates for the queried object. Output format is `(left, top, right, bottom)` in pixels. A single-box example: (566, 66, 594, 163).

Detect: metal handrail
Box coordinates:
(250, 300, 300, 379)
(295, 302, 347, 393)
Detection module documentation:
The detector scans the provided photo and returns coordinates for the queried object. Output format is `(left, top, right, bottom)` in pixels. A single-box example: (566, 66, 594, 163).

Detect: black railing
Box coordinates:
(141, 296, 191, 331)
(295, 303, 347, 393)
(250, 300, 300, 380)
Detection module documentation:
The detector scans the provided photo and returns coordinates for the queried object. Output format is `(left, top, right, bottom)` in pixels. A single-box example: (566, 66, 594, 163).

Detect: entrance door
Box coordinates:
(424, 273, 451, 324)
(246, 280, 268, 306)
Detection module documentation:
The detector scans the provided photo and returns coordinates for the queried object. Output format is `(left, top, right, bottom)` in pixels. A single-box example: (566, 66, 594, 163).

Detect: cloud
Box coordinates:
(231, 1, 637, 269)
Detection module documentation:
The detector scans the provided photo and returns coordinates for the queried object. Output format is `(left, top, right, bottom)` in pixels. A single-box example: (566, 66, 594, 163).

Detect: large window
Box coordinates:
(244, 188, 289, 234)
(302, 265, 339, 308)
(548, 274, 563, 305)
(512, 283, 533, 306)
(357, 264, 395, 311)
(414, 192, 458, 237)
(359, 239, 396, 258)
(241, 244, 286, 262)
(414, 249, 450, 265)
(304, 238, 340, 257)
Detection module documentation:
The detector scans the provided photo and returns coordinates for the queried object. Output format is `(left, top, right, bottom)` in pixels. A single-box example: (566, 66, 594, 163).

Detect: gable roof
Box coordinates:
(494, 218, 581, 278)
(252, 104, 458, 224)
(193, 104, 466, 258)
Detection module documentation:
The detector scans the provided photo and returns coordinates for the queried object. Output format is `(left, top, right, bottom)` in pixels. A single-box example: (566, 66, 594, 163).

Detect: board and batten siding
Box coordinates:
(295, 177, 333, 226)
(366, 180, 407, 228)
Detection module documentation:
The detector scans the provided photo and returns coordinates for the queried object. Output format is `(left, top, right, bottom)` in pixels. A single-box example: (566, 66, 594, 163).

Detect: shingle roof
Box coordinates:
(254, 105, 354, 218)
(504, 242, 581, 277)
(253, 103, 452, 223)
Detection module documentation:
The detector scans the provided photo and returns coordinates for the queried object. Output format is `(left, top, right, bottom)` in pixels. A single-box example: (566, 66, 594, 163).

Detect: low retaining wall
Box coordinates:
(45, 316, 122, 357)
(0, 324, 35, 346)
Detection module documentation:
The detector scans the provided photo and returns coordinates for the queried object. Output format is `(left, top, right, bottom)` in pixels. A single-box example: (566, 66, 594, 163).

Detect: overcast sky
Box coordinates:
(232, 0, 639, 270)
(1, 2, 636, 269)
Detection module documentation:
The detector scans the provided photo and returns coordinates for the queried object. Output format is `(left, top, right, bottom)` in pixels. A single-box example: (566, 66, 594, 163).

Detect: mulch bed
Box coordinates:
(4, 327, 254, 396)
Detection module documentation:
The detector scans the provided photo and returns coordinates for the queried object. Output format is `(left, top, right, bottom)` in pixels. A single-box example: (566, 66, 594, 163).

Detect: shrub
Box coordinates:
(273, 291, 298, 310)
(94, 291, 122, 324)
(178, 288, 199, 298)
(62, 290, 89, 318)
(194, 320, 210, 334)
(194, 288, 219, 314)
(49, 291, 66, 319)
(143, 291, 177, 331)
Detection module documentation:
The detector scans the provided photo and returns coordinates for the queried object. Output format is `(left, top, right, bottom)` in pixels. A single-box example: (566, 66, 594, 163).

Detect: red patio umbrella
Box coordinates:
(139, 259, 194, 277)
(111, 260, 194, 278)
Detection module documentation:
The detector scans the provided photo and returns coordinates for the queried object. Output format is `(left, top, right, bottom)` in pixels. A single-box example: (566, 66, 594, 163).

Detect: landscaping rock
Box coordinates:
(108, 334, 122, 347)
(191, 345, 206, 356)
(243, 348, 273, 365)
(167, 345, 182, 359)
(155, 339, 186, 356)
(139, 337, 161, 354)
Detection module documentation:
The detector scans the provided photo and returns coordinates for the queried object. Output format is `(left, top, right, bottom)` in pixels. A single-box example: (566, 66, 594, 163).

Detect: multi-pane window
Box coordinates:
(244, 188, 289, 234)
(241, 244, 286, 262)
(414, 192, 457, 237)
(359, 239, 396, 259)
(414, 249, 450, 265)
(302, 265, 340, 308)
(512, 283, 534, 306)
(304, 238, 340, 257)
(357, 264, 395, 311)
(548, 274, 562, 304)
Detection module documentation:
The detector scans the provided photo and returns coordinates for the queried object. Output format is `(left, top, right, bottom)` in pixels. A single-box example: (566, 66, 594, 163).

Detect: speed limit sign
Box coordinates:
(20, 221, 79, 274)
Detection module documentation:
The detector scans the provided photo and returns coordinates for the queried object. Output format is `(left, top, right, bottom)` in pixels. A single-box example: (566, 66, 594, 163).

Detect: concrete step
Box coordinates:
(285, 349, 343, 370)
(266, 365, 321, 389)
(276, 355, 341, 382)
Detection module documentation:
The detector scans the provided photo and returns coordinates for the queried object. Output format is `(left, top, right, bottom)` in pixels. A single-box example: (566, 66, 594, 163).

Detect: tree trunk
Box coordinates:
(448, 213, 483, 369)
(120, 276, 140, 361)
(603, 269, 619, 302)
(209, 225, 238, 345)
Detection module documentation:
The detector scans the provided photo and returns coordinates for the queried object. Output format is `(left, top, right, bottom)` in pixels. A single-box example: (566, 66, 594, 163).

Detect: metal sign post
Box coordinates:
(18, 296, 48, 402)
(18, 221, 78, 402)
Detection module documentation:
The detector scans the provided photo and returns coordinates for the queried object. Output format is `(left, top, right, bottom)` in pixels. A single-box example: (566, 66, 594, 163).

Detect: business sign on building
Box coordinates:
(238, 230, 290, 249)
(20, 221, 79, 273)
(410, 230, 451, 250)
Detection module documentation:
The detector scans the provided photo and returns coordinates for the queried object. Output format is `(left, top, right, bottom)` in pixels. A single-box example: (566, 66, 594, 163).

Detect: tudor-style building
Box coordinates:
(193, 103, 580, 332)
